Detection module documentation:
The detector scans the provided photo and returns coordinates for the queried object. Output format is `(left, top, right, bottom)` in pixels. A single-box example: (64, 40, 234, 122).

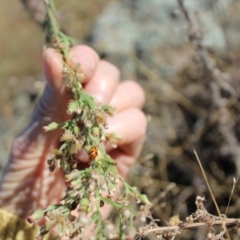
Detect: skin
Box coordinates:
(0, 45, 147, 220)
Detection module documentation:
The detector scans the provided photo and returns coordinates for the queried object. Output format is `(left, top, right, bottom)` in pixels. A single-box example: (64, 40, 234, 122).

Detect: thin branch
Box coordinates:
(142, 218, 240, 236)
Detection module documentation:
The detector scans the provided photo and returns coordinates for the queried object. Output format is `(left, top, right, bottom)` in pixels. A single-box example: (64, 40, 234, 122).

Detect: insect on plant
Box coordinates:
(88, 146, 99, 161)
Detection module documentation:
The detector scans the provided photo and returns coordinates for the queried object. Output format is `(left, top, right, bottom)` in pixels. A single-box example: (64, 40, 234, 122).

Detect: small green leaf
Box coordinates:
(68, 101, 79, 114)
(79, 198, 90, 211)
(81, 91, 95, 109)
(59, 142, 68, 151)
(139, 194, 152, 205)
(73, 125, 80, 135)
(60, 120, 71, 129)
(43, 122, 59, 131)
(27, 209, 45, 222)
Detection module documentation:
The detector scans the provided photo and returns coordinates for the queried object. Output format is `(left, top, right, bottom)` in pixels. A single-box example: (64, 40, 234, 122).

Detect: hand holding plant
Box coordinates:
(0, 1, 151, 239)
(2, 0, 240, 239)
(0, 36, 147, 240)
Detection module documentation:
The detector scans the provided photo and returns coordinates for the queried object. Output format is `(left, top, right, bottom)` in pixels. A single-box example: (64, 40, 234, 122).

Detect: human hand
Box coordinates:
(0, 45, 147, 219)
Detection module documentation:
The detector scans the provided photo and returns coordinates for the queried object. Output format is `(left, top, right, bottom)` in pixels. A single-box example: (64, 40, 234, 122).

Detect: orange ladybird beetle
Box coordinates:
(89, 146, 98, 161)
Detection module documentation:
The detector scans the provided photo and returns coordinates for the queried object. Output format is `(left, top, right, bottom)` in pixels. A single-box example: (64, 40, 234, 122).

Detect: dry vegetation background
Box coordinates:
(2, 0, 240, 239)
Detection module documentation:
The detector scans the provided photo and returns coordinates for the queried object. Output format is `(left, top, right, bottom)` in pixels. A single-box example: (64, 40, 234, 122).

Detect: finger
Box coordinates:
(43, 45, 99, 92)
(109, 80, 145, 113)
(84, 60, 120, 104)
(109, 150, 137, 178)
(67, 45, 100, 81)
(106, 108, 147, 176)
(107, 108, 147, 156)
